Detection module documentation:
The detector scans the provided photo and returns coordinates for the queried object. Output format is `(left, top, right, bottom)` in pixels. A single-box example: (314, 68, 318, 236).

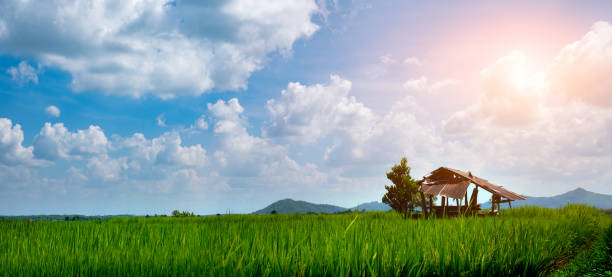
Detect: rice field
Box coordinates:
(0, 205, 609, 276)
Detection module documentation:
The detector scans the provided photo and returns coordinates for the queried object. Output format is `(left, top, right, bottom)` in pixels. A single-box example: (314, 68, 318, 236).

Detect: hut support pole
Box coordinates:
(429, 196, 433, 215)
(456, 198, 461, 215)
(441, 196, 446, 217)
(419, 191, 429, 218)
(508, 200, 512, 209)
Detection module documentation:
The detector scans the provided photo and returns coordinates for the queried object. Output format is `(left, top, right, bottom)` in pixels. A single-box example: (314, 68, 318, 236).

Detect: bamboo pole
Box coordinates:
(419, 191, 429, 218)
(456, 198, 461, 216)
(429, 195, 433, 216)
(441, 196, 446, 217)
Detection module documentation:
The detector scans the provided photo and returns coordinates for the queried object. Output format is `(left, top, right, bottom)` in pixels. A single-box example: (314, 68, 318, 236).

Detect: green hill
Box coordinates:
(350, 201, 391, 212)
(252, 199, 347, 214)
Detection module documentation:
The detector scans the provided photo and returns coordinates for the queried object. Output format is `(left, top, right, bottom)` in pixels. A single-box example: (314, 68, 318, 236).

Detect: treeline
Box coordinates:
(0, 215, 134, 221)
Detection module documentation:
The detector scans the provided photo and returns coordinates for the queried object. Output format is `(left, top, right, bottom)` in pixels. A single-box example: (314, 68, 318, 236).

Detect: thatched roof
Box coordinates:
(419, 167, 526, 201)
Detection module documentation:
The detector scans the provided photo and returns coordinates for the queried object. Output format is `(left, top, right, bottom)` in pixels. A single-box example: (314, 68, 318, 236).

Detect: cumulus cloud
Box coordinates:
(0, 118, 36, 166)
(263, 76, 440, 170)
(402, 76, 458, 93)
(549, 21, 612, 107)
(322, 96, 442, 169)
(32, 123, 109, 160)
(6, 61, 38, 85)
(437, 22, 612, 194)
(45, 105, 60, 117)
(192, 115, 209, 130)
(209, 98, 286, 170)
(120, 132, 207, 168)
(87, 155, 128, 181)
(209, 98, 327, 184)
(444, 51, 546, 133)
(0, 0, 319, 98)
(265, 75, 374, 142)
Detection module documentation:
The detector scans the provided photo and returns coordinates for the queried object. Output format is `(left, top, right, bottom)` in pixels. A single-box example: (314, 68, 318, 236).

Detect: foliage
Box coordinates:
(171, 210, 195, 217)
(0, 205, 609, 276)
(553, 220, 612, 276)
(381, 157, 420, 219)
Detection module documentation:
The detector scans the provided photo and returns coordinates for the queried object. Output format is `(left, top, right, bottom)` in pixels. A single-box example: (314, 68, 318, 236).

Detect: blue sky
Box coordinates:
(1, 0, 612, 215)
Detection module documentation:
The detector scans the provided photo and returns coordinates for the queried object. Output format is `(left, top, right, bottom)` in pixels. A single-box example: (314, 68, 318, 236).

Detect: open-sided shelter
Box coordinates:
(417, 167, 526, 217)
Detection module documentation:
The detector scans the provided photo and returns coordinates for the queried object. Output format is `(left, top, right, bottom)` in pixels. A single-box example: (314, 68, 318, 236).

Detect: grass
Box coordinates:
(0, 204, 609, 276)
(553, 220, 612, 276)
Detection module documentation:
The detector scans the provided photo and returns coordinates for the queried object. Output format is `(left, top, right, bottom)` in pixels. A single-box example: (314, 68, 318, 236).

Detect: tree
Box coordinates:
(172, 210, 195, 217)
(382, 157, 420, 219)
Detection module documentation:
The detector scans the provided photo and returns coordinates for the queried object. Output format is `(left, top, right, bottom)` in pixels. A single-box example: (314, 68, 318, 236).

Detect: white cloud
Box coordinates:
(323, 96, 442, 169)
(6, 61, 38, 85)
(549, 21, 612, 107)
(0, 118, 36, 166)
(120, 131, 207, 168)
(192, 115, 209, 130)
(265, 75, 374, 142)
(66, 166, 88, 183)
(379, 54, 396, 65)
(438, 23, 612, 195)
(87, 155, 128, 181)
(32, 123, 109, 160)
(209, 98, 327, 185)
(0, 0, 319, 98)
(45, 105, 60, 117)
(402, 76, 458, 93)
(403, 57, 422, 66)
(0, 19, 7, 39)
(263, 76, 440, 170)
(156, 114, 166, 127)
(444, 51, 545, 132)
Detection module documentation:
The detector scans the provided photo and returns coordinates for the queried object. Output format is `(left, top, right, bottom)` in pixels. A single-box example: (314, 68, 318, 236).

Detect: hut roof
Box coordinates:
(419, 167, 526, 201)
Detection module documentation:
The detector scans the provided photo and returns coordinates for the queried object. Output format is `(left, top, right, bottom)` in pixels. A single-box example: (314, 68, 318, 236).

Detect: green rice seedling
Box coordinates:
(0, 205, 609, 276)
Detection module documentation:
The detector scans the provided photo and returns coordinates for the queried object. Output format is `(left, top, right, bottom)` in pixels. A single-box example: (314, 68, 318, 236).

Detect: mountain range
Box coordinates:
(254, 188, 612, 214)
(482, 187, 612, 209)
(252, 199, 391, 214)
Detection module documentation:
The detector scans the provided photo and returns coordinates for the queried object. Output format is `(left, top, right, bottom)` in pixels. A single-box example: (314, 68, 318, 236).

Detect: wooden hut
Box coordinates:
(417, 167, 526, 217)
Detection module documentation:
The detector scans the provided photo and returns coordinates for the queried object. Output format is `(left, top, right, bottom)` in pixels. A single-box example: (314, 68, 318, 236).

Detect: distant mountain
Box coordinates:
(482, 188, 612, 209)
(253, 199, 347, 214)
(350, 201, 391, 212)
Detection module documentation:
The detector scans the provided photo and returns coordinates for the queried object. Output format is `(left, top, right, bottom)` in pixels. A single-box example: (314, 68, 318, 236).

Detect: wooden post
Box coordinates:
(441, 196, 446, 217)
(468, 187, 479, 215)
(456, 198, 461, 216)
(508, 200, 512, 209)
(429, 195, 433, 216)
(419, 191, 429, 219)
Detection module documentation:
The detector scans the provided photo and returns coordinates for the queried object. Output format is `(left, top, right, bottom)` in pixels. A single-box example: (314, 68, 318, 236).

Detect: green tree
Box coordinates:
(382, 157, 420, 219)
(171, 210, 195, 217)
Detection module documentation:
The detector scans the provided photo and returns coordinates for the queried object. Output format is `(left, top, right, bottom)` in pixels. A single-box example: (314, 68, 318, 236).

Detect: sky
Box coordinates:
(1, 0, 612, 215)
